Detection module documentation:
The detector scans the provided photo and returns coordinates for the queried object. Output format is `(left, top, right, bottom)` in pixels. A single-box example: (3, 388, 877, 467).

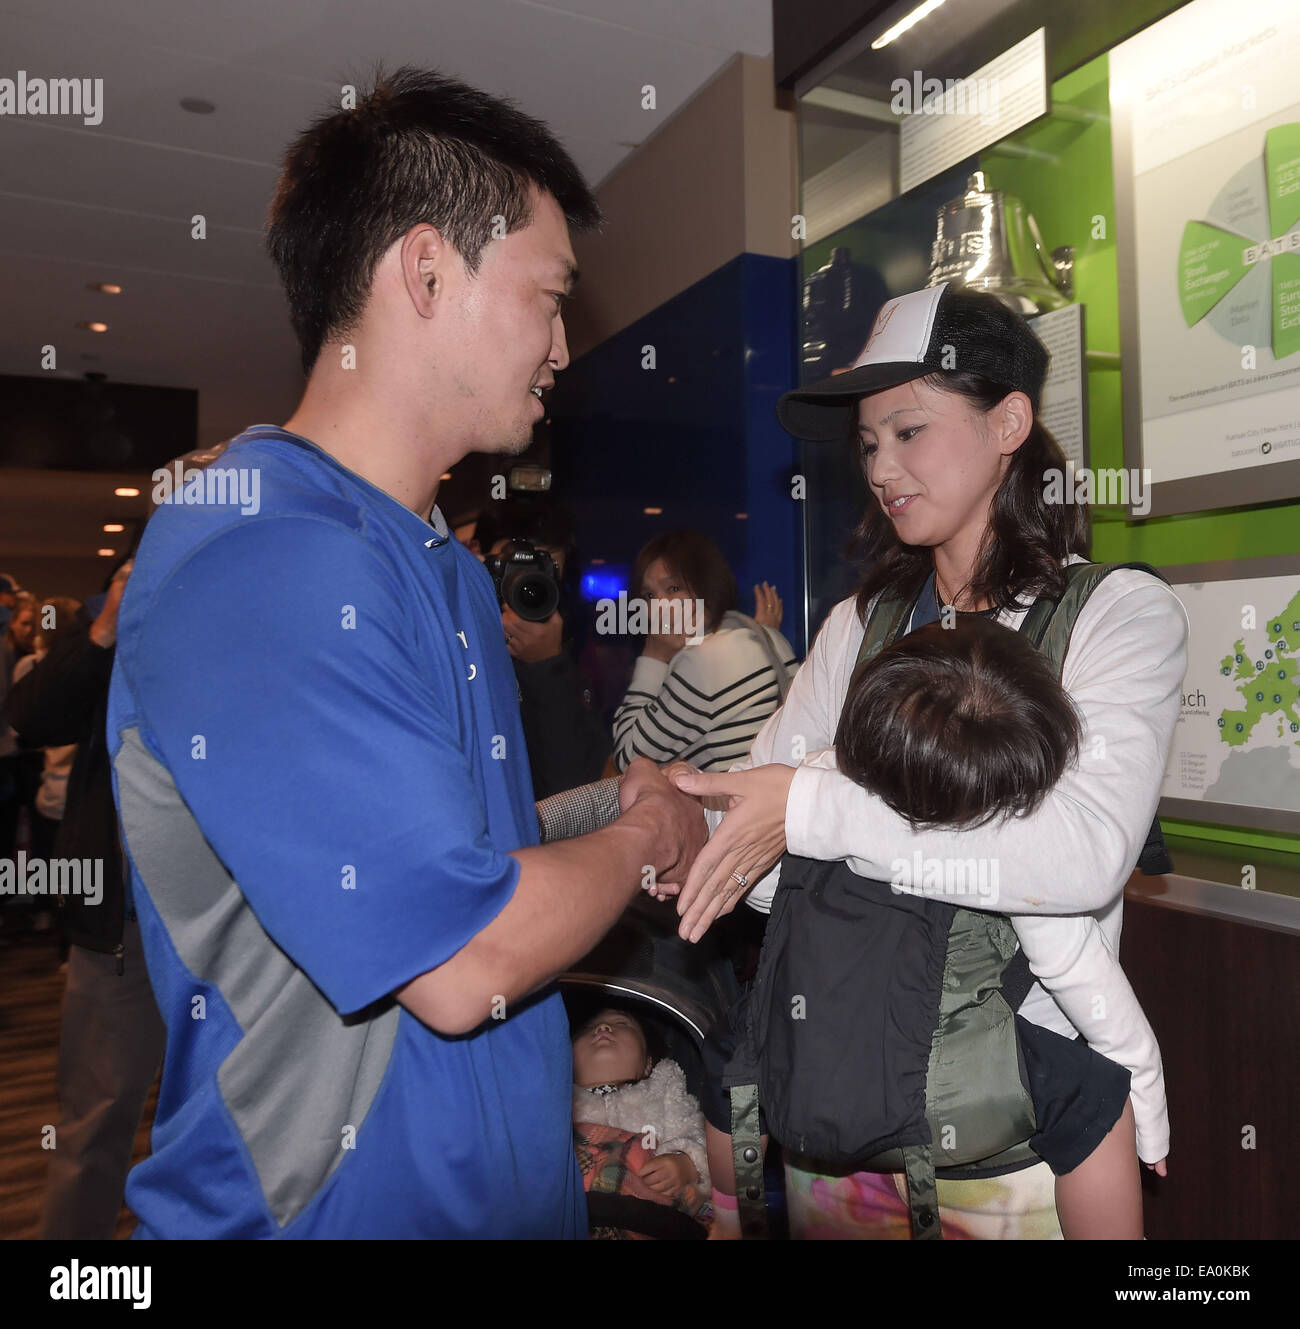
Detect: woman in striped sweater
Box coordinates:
(613, 531, 798, 775)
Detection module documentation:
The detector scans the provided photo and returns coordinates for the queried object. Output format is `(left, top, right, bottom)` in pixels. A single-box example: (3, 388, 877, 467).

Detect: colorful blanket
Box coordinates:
(574, 1122, 711, 1239)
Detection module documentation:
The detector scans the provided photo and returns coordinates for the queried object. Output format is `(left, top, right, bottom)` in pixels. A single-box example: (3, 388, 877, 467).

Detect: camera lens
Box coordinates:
(504, 568, 559, 622)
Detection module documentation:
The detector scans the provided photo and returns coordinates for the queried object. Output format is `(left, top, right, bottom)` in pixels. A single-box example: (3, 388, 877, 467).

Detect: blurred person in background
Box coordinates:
(0, 574, 23, 872)
(10, 595, 84, 938)
(613, 530, 797, 775)
(7, 593, 39, 662)
(1, 582, 43, 922)
(5, 557, 167, 1238)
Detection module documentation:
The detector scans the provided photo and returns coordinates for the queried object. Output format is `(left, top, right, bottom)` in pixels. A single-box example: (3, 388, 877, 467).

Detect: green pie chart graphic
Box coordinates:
(1177, 123, 1300, 360)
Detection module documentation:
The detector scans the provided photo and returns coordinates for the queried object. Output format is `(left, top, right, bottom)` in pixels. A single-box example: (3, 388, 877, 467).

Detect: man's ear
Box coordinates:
(399, 223, 447, 317)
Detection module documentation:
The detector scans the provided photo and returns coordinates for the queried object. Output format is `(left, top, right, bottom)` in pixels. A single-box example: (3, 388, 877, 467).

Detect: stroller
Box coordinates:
(562, 892, 768, 1239)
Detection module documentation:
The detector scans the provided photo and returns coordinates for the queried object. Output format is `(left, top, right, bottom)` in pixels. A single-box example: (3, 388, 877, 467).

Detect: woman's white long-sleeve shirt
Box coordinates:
(729, 557, 1189, 1162)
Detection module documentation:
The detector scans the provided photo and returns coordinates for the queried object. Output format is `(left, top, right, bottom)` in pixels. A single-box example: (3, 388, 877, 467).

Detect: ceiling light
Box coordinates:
(88, 282, 122, 294)
(735, 512, 748, 519)
(77, 321, 109, 333)
(643, 507, 663, 515)
(590, 558, 605, 565)
(97, 548, 116, 557)
(871, 0, 949, 50)
(103, 523, 124, 533)
(440, 472, 452, 481)
(114, 487, 139, 497)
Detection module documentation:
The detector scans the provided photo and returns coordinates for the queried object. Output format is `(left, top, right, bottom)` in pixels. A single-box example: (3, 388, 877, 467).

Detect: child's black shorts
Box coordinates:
(701, 994, 1132, 1177)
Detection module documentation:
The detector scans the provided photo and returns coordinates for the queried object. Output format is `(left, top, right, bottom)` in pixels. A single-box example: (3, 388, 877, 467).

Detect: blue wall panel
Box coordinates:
(550, 253, 804, 654)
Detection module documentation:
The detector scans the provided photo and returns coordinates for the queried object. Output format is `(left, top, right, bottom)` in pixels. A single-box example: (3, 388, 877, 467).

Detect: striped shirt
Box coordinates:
(613, 616, 799, 773)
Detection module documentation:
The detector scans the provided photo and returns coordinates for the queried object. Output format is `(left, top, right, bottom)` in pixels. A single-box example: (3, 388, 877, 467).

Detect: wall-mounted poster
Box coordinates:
(1111, 0, 1300, 516)
(1027, 303, 1088, 473)
(1160, 556, 1300, 834)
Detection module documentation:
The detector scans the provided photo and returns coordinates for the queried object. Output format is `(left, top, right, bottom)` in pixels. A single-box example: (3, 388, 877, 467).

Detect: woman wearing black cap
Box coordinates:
(667, 283, 1189, 1236)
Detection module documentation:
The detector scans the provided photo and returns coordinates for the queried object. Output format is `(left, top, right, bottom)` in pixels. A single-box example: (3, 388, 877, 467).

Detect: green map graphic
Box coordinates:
(1217, 586, 1300, 747)
(1177, 123, 1300, 359)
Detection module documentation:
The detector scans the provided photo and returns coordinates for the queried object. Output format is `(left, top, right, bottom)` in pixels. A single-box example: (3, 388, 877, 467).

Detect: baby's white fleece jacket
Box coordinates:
(573, 1059, 711, 1191)
(706, 559, 1186, 1165)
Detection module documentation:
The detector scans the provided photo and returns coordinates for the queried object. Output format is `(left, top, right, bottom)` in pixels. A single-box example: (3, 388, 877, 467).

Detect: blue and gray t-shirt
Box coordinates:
(107, 425, 583, 1238)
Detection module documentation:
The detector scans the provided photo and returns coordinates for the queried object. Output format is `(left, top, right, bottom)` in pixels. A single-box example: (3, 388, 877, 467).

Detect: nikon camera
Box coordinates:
(484, 539, 561, 622)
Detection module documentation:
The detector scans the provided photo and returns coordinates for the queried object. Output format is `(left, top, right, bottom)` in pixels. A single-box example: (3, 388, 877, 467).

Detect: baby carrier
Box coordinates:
(726, 561, 1173, 1239)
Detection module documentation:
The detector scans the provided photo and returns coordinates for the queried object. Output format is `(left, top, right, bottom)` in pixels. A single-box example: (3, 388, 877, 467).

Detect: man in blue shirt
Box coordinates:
(106, 67, 706, 1238)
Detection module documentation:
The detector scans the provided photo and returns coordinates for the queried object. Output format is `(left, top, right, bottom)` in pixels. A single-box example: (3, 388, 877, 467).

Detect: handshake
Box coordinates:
(614, 756, 796, 944)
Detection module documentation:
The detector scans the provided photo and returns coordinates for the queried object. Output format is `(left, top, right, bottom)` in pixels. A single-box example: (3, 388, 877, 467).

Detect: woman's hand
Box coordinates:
(668, 764, 796, 942)
(642, 630, 686, 664)
(753, 581, 783, 630)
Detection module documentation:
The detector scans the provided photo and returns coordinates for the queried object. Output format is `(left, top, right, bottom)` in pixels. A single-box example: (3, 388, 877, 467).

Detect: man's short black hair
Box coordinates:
(267, 66, 602, 374)
(836, 617, 1082, 831)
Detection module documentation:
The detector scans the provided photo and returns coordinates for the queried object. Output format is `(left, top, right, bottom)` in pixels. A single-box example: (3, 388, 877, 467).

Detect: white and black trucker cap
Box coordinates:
(777, 282, 1050, 442)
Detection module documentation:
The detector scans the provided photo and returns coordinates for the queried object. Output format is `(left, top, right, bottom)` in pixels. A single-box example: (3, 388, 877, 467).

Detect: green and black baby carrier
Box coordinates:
(725, 561, 1173, 1239)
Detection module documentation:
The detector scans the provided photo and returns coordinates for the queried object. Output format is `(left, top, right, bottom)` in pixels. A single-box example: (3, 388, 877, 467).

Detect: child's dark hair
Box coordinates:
(835, 618, 1082, 831)
(267, 66, 601, 374)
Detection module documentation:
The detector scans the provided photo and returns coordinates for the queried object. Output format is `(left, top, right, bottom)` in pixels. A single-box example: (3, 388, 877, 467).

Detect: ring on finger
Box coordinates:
(730, 869, 749, 890)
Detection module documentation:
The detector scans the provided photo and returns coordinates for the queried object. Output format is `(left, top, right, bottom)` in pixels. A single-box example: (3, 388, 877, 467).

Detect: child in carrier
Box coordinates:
(701, 615, 1169, 1239)
(571, 1005, 712, 1236)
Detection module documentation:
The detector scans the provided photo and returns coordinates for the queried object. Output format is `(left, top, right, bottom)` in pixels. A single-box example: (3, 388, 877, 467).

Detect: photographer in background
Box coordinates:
(4, 556, 166, 1238)
(487, 500, 612, 799)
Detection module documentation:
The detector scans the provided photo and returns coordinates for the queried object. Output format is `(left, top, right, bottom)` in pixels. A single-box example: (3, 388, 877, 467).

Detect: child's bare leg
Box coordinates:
(1054, 1098, 1144, 1239)
(706, 1121, 769, 1241)
(707, 1121, 736, 1195)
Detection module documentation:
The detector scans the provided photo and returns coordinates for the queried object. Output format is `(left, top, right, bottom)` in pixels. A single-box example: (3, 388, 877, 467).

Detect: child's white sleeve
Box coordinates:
(1012, 913, 1169, 1164)
(649, 1061, 711, 1191)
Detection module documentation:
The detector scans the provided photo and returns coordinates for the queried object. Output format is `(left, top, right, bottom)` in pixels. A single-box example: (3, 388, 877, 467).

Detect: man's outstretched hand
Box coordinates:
(617, 758, 708, 896)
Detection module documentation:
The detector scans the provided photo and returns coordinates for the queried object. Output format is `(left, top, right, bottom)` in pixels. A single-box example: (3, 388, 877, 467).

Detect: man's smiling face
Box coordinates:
(436, 184, 577, 457)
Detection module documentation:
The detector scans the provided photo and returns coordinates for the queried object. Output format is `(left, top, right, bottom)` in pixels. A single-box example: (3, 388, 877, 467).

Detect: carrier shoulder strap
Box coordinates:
(1019, 560, 1169, 673)
(1018, 560, 1175, 875)
(853, 584, 927, 673)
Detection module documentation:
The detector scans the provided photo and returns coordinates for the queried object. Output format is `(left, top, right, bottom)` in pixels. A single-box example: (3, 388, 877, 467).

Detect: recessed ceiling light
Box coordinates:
(76, 321, 109, 333)
(590, 559, 605, 565)
(114, 487, 139, 497)
(643, 507, 663, 515)
(97, 548, 116, 557)
(88, 282, 122, 294)
(180, 97, 216, 114)
(735, 512, 749, 519)
(440, 472, 452, 481)
(103, 523, 125, 532)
